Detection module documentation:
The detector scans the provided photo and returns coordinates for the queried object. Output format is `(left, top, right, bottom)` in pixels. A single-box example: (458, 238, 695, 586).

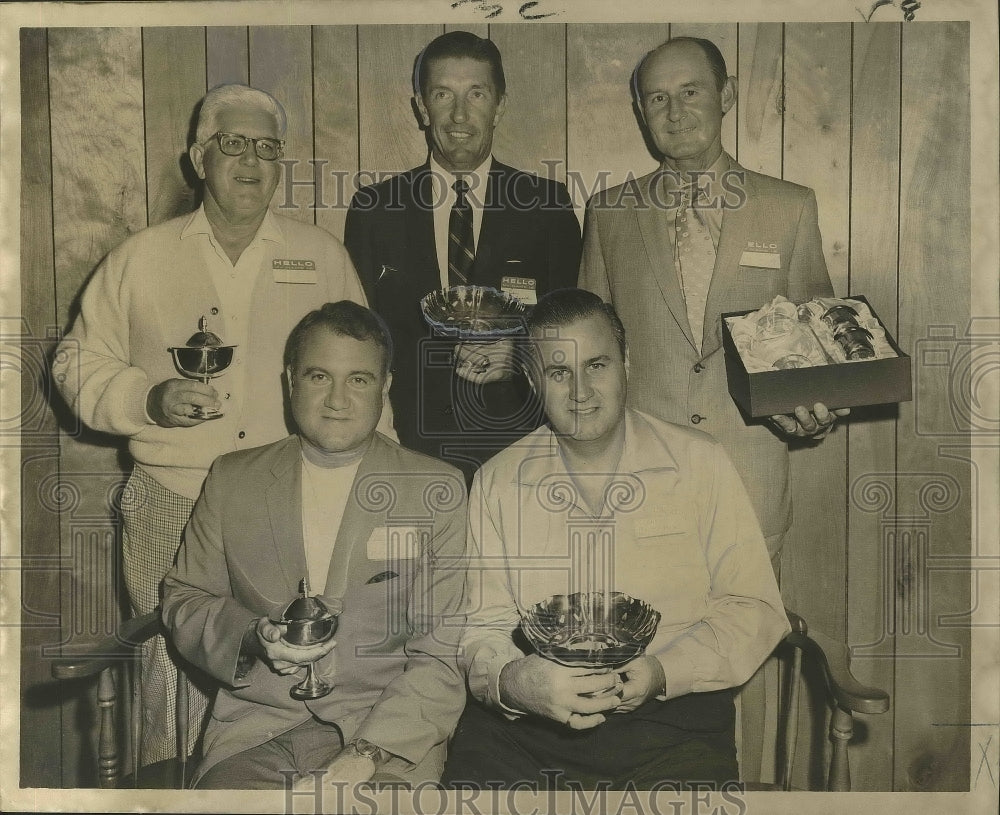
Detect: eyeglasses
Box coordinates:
(208, 132, 285, 161)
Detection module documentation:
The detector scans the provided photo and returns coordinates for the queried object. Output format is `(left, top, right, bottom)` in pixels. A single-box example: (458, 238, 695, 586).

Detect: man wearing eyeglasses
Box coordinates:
(53, 83, 369, 768)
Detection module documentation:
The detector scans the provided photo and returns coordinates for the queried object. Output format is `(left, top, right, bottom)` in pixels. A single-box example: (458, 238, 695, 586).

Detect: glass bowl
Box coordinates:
(420, 285, 528, 339)
(520, 592, 660, 668)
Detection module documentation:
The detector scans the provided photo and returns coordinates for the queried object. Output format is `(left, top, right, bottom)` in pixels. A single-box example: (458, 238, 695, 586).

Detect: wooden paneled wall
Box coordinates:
(19, 23, 972, 791)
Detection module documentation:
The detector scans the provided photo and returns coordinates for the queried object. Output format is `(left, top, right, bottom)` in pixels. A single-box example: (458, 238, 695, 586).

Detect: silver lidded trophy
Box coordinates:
(167, 316, 236, 419)
(270, 577, 340, 701)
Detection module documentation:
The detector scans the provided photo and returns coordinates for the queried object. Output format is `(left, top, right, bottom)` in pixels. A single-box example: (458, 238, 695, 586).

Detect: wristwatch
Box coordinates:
(348, 738, 387, 766)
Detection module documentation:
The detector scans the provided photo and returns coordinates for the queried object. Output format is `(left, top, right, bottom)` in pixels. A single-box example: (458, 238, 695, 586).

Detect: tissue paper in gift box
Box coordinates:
(721, 295, 911, 418)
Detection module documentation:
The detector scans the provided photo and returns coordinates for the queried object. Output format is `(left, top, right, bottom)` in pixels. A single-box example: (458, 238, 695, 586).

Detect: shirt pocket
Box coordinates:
(629, 520, 710, 625)
(632, 517, 704, 564)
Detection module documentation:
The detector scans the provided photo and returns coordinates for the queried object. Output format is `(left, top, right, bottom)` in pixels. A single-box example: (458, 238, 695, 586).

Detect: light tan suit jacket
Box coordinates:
(162, 432, 468, 781)
(580, 157, 833, 544)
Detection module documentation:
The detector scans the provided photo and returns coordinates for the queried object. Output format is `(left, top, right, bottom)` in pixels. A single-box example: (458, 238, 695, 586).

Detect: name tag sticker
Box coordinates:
(272, 259, 318, 284)
(365, 526, 425, 561)
(501, 274, 538, 305)
(739, 251, 781, 270)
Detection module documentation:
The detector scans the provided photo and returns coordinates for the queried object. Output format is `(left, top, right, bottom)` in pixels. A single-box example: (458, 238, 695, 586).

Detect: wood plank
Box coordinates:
(357, 24, 441, 177)
(313, 25, 360, 241)
(447, 23, 488, 37)
(142, 27, 205, 226)
(894, 20, 971, 792)
(781, 24, 853, 787)
(845, 20, 902, 792)
(736, 23, 783, 176)
(490, 23, 566, 182)
(206, 26, 248, 88)
(19, 27, 58, 341)
(669, 23, 738, 158)
(781, 21, 852, 627)
(17, 28, 67, 789)
(565, 23, 669, 211)
(783, 23, 852, 289)
(47, 25, 144, 788)
(249, 26, 315, 222)
(49, 28, 149, 320)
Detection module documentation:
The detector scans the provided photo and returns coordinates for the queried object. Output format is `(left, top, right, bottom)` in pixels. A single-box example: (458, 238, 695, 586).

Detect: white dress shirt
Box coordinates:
(429, 153, 493, 289)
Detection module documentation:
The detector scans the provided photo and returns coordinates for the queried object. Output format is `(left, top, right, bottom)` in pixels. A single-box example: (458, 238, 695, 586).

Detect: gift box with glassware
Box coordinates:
(721, 295, 911, 418)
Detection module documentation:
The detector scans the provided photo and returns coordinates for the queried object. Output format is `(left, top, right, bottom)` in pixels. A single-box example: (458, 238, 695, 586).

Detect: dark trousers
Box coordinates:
(441, 691, 738, 791)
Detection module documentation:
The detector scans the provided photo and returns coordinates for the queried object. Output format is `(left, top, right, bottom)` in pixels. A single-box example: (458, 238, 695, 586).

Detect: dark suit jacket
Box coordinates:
(162, 433, 468, 782)
(344, 160, 581, 479)
(579, 156, 833, 544)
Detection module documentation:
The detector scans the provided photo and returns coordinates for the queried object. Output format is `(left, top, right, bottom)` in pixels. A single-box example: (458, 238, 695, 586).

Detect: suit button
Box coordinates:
(693, 363, 704, 373)
(443, 405, 454, 415)
(690, 414, 704, 425)
(210, 307, 219, 315)
(238, 431, 246, 439)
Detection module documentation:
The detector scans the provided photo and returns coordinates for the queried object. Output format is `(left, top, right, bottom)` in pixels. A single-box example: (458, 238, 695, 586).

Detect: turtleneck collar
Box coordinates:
(299, 434, 370, 469)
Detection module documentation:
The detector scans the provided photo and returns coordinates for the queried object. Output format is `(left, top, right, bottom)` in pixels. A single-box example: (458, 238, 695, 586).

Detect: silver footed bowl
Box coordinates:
(520, 592, 661, 668)
(270, 595, 339, 646)
(420, 285, 528, 339)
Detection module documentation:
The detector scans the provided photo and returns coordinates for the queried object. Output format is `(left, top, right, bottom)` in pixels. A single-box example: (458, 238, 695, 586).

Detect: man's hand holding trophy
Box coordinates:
(155, 316, 236, 426)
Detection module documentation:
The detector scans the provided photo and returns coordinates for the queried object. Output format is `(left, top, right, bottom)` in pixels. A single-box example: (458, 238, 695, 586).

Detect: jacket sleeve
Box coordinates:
(542, 181, 582, 293)
(786, 189, 834, 302)
(51, 247, 152, 437)
(343, 188, 380, 307)
(350, 469, 470, 767)
(161, 458, 259, 688)
(578, 196, 613, 302)
(651, 443, 790, 698)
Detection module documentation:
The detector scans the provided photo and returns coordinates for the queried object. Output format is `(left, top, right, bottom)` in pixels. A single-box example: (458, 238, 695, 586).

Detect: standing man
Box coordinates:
(442, 289, 788, 789)
(579, 37, 848, 570)
(345, 30, 581, 483)
(162, 301, 467, 788)
(52, 84, 369, 765)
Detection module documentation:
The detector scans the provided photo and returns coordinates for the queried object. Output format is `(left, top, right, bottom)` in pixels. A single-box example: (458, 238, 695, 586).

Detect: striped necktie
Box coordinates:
(448, 177, 475, 286)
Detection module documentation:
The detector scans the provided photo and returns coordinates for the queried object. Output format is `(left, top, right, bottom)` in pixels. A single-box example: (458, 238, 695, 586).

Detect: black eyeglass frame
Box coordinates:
(208, 131, 285, 161)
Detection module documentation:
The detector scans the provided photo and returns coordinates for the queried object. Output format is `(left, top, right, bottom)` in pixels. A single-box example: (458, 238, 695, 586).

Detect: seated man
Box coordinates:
(442, 288, 789, 790)
(162, 301, 468, 789)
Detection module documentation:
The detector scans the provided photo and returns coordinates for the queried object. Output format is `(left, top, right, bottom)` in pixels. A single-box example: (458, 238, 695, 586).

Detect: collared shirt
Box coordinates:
(180, 206, 284, 358)
(460, 408, 789, 712)
(429, 153, 492, 289)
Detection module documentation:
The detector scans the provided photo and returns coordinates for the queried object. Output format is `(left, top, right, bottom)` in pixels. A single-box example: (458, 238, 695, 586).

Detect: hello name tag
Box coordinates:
(365, 525, 425, 561)
(739, 250, 781, 270)
(272, 259, 318, 283)
(501, 274, 537, 305)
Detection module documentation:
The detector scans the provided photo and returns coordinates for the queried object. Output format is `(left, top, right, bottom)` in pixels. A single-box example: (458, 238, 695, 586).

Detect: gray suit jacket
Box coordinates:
(162, 432, 468, 781)
(579, 157, 833, 542)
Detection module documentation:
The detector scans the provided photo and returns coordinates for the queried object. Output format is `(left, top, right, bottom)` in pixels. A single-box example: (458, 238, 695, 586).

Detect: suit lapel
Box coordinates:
(471, 160, 505, 284)
(265, 436, 309, 599)
(704, 162, 757, 355)
(405, 165, 441, 293)
(634, 171, 698, 351)
(320, 436, 388, 603)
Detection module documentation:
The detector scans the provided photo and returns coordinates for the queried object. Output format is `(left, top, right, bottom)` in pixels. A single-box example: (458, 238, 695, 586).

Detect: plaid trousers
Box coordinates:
(120, 464, 211, 767)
